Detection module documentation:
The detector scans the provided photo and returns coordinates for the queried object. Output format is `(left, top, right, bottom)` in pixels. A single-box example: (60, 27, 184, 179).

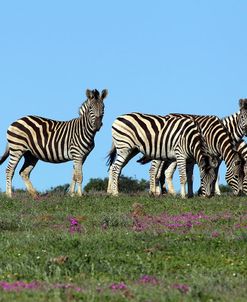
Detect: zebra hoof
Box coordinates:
(111, 192, 119, 197)
(149, 191, 159, 197)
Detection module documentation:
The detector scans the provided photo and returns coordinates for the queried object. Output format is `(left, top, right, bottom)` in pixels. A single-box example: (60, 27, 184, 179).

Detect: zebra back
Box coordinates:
(170, 113, 239, 165)
(112, 113, 206, 163)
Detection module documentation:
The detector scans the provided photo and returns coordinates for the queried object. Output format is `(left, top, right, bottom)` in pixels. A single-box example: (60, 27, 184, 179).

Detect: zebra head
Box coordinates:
(199, 155, 217, 197)
(239, 98, 247, 136)
(197, 135, 218, 197)
(225, 153, 243, 195)
(83, 89, 108, 131)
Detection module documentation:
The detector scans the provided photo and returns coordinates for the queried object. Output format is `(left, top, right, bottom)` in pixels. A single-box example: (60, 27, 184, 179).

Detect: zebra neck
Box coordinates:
(222, 112, 244, 143)
(222, 148, 237, 169)
(79, 100, 90, 116)
(78, 104, 96, 137)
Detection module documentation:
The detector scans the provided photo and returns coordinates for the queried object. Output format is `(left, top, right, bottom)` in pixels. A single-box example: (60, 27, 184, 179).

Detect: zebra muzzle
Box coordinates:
(94, 119, 103, 131)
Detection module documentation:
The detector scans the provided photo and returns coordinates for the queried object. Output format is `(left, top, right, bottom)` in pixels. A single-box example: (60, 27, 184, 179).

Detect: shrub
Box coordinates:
(84, 175, 149, 193)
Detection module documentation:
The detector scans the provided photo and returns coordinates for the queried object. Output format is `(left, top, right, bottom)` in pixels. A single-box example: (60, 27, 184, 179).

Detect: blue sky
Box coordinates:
(0, 1, 246, 192)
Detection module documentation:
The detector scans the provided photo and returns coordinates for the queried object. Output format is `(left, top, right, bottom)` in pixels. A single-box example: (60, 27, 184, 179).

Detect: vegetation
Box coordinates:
(0, 192, 246, 301)
(45, 184, 70, 195)
(84, 175, 149, 193)
(219, 184, 233, 193)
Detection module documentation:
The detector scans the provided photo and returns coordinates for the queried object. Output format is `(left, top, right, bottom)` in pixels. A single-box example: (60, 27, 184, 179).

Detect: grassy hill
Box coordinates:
(0, 192, 246, 301)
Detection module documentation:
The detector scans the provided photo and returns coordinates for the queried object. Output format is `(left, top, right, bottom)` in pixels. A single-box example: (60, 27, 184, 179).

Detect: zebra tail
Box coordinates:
(106, 143, 117, 168)
(0, 144, 9, 165)
(136, 155, 152, 165)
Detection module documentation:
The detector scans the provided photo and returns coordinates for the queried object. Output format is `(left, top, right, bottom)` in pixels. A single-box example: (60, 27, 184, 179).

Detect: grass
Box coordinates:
(0, 192, 246, 301)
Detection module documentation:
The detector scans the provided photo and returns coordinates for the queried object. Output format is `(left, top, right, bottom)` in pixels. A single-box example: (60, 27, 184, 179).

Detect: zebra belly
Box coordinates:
(138, 145, 176, 161)
(26, 149, 71, 163)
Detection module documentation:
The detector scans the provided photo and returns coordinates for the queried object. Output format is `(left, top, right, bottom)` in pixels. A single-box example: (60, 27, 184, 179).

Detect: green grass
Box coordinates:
(0, 192, 246, 301)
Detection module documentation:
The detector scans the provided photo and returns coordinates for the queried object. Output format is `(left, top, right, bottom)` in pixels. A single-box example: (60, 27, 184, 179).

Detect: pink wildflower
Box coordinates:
(171, 283, 190, 294)
(211, 231, 220, 237)
(109, 282, 127, 290)
(68, 217, 81, 233)
(0, 281, 40, 292)
(138, 275, 159, 285)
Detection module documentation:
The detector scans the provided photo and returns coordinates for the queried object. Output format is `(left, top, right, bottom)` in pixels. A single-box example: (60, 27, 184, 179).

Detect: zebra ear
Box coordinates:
(101, 89, 108, 101)
(86, 89, 94, 100)
(239, 98, 247, 110)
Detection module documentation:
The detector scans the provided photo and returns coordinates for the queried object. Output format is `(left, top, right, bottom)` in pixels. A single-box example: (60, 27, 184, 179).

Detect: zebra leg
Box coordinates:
(186, 161, 194, 198)
(6, 150, 23, 198)
(69, 160, 83, 196)
(156, 161, 168, 195)
(19, 152, 39, 198)
(159, 162, 167, 195)
(77, 169, 83, 196)
(176, 157, 187, 198)
(214, 175, 221, 195)
(165, 161, 177, 196)
(211, 165, 220, 196)
(149, 160, 162, 196)
(107, 166, 113, 194)
(110, 148, 138, 196)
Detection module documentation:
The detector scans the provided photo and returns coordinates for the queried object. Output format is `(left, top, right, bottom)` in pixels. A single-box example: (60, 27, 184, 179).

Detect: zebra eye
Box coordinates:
(234, 160, 241, 166)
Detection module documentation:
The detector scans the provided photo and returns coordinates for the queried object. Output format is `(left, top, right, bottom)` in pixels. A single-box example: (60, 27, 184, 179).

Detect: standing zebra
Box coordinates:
(0, 89, 108, 198)
(107, 113, 216, 198)
(146, 98, 247, 196)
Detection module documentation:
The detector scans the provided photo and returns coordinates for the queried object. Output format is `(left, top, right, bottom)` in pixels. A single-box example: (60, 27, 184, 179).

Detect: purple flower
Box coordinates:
(0, 281, 40, 292)
(109, 282, 127, 290)
(70, 217, 79, 226)
(68, 217, 81, 233)
(235, 224, 247, 229)
(138, 275, 159, 285)
(211, 231, 220, 237)
(171, 283, 190, 294)
(0, 280, 83, 292)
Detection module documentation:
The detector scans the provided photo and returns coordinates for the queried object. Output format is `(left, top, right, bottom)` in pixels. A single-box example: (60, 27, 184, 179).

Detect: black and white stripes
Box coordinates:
(107, 113, 216, 198)
(0, 89, 108, 197)
(146, 99, 247, 196)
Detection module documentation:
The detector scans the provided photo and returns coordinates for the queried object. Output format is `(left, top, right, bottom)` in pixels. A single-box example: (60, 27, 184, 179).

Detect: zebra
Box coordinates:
(107, 113, 216, 198)
(145, 99, 247, 196)
(0, 89, 108, 198)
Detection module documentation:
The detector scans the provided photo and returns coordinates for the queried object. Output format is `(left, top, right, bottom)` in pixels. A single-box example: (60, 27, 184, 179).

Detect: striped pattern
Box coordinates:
(0, 89, 108, 197)
(149, 103, 247, 196)
(107, 113, 215, 198)
(222, 100, 247, 142)
(236, 140, 247, 194)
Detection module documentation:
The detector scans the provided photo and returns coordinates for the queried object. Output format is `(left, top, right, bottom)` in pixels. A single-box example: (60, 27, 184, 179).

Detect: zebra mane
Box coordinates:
(78, 89, 102, 117)
(221, 111, 244, 146)
(213, 114, 236, 140)
(221, 111, 239, 122)
(78, 99, 90, 117)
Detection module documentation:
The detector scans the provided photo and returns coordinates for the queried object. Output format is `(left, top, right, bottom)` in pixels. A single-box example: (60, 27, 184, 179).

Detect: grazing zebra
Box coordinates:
(0, 89, 108, 198)
(146, 99, 247, 196)
(107, 113, 216, 198)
